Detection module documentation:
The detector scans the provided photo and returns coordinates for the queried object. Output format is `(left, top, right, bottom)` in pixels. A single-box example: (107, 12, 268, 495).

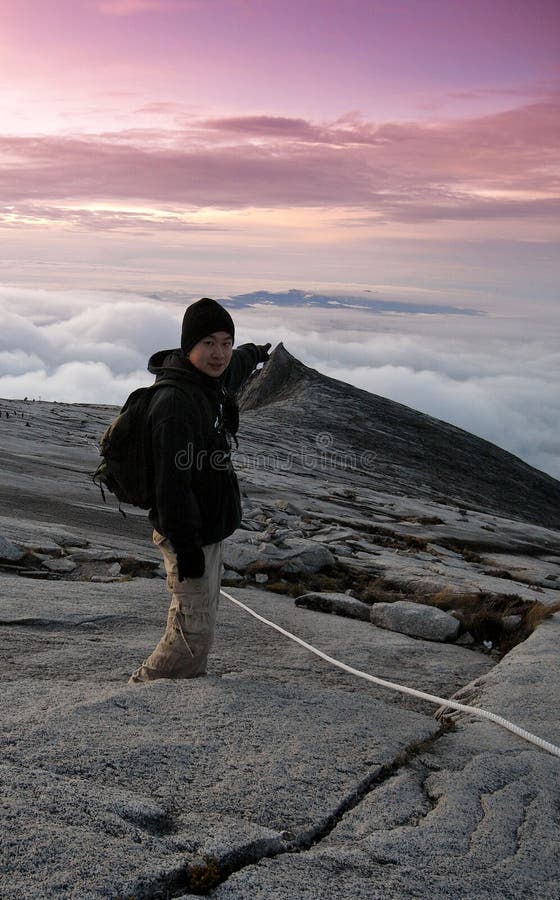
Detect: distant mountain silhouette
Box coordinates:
(219, 288, 483, 316)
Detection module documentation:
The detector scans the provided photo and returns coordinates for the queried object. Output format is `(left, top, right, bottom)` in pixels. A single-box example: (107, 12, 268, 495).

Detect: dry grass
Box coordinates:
(399, 515, 445, 526)
(185, 856, 221, 893)
(359, 576, 408, 605)
(264, 564, 372, 599)
(522, 599, 560, 631)
(356, 578, 560, 655)
(118, 556, 159, 577)
(430, 589, 560, 654)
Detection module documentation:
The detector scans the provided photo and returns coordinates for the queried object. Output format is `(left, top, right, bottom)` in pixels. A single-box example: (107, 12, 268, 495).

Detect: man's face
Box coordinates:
(187, 331, 233, 378)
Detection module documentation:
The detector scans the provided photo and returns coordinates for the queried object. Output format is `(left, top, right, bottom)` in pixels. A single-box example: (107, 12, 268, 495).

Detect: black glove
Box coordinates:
(175, 546, 205, 581)
(256, 343, 272, 363)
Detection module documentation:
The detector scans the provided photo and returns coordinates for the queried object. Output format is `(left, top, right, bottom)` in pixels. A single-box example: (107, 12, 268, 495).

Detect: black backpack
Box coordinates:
(93, 379, 183, 514)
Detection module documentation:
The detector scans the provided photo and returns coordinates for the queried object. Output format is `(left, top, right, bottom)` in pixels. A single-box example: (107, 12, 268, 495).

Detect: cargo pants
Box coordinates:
(128, 530, 223, 683)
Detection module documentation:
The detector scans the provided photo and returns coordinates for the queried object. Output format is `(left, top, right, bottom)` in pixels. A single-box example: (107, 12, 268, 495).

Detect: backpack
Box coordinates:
(93, 379, 183, 514)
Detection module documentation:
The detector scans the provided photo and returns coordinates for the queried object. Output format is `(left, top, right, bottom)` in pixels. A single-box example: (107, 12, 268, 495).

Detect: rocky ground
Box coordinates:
(1, 349, 559, 898)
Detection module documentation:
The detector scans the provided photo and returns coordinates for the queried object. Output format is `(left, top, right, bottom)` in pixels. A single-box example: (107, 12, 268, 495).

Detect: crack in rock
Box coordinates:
(126, 727, 449, 898)
(0, 614, 139, 631)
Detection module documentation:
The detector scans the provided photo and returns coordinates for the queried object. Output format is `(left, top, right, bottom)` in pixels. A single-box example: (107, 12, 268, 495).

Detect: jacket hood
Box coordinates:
(147, 347, 223, 389)
(148, 347, 187, 377)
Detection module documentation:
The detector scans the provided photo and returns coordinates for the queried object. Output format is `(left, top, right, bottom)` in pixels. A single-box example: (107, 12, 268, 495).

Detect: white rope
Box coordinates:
(221, 589, 560, 760)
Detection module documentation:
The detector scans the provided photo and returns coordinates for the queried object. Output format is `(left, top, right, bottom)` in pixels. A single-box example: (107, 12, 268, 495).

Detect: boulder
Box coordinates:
(41, 557, 77, 573)
(328, 543, 355, 558)
(223, 535, 335, 575)
(502, 614, 522, 633)
(222, 569, 243, 583)
(295, 592, 371, 621)
(0, 536, 25, 562)
(370, 600, 461, 642)
(279, 541, 336, 574)
(66, 548, 129, 562)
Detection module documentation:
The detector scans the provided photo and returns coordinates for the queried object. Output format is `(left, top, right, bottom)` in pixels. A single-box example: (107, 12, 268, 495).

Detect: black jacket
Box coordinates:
(146, 344, 260, 548)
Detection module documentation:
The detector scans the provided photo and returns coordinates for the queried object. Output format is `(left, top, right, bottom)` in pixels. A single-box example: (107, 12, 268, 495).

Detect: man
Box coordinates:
(128, 297, 271, 684)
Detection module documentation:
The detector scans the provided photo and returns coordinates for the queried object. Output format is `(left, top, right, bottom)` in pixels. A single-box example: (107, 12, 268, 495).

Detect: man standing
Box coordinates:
(129, 298, 270, 684)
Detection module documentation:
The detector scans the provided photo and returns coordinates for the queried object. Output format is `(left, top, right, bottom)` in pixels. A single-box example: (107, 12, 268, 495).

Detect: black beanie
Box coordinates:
(180, 298, 235, 353)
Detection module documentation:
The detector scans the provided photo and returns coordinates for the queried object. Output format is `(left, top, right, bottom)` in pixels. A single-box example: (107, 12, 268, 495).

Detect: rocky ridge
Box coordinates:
(1, 346, 559, 898)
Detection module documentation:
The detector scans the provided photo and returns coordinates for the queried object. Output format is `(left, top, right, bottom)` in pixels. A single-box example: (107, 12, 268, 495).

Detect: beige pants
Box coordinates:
(128, 530, 223, 683)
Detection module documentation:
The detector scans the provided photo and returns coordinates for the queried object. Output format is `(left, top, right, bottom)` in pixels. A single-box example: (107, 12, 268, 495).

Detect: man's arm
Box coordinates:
(225, 342, 271, 393)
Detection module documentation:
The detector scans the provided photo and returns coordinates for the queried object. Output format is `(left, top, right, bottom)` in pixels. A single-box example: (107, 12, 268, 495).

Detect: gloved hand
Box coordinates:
(256, 343, 272, 363)
(175, 546, 205, 581)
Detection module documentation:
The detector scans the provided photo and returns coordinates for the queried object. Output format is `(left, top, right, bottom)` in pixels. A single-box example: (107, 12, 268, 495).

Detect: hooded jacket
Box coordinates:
(146, 344, 261, 549)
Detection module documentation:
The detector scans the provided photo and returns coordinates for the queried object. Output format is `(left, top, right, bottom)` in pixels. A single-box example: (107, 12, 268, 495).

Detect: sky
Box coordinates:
(1, 0, 559, 477)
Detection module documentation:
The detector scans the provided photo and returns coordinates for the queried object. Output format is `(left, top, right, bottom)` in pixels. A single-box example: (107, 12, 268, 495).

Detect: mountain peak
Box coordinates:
(238, 345, 560, 530)
(239, 342, 321, 411)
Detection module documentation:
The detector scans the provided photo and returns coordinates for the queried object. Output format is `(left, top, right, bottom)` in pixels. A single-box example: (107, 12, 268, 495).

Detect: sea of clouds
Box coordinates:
(1, 285, 558, 480)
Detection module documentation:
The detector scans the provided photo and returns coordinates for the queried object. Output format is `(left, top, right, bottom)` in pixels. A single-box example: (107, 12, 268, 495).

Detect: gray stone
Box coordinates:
(41, 556, 77, 573)
(279, 540, 335, 574)
(255, 573, 269, 584)
(0, 535, 25, 562)
(456, 631, 475, 646)
(223, 534, 335, 575)
(329, 542, 355, 557)
(314, 526, 357, 543)
(502, 614, 522, 632)
(295, 592, 371, 621)
(50, 531, 89, 549)
(370, 600, 461, 642)
(56, 546, 121, 561)
(222, 568, 243, 583)
(108, 562, 121, 577)
(274, 499, 304, 516)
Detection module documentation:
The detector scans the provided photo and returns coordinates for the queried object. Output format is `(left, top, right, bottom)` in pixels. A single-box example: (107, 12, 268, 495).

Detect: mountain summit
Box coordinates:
(239, 343, 560, 530)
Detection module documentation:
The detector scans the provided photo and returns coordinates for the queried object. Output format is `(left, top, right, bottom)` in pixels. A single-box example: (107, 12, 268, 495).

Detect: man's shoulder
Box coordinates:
(147, 379, 197, 418)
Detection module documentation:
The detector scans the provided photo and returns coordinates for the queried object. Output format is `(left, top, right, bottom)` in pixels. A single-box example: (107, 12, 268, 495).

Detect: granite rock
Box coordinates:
(370, 600, 461, 642)
(295, 592, 371, 621)
(0, 535, 25, 562)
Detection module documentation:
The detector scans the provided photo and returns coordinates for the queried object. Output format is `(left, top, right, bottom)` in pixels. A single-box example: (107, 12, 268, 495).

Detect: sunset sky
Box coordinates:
(1, 0, 560, 475)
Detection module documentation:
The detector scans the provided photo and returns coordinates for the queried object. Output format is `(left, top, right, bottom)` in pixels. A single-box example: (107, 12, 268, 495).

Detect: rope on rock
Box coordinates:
(221, 589, 560, 760)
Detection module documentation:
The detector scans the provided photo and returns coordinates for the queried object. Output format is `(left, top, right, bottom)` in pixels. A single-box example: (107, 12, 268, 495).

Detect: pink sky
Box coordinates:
(1, 0, 559, 308)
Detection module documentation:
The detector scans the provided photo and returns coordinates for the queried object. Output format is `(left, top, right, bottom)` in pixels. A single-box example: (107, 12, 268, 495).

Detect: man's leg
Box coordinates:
(128, 531, 223, 684)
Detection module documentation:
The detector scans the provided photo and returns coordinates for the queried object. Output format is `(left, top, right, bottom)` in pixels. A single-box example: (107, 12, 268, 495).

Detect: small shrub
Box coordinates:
(483, 568, 515, 580)
(119, 557, 159, 577)
(522, 599, 560, 632)
(359, 577, 407, 605)
(461, 549, 483, 563)
(428, 589, 560, 655)
(186, 856, 221, 894)
(400, 516, 444, 526)
(400, 534, 429, 551)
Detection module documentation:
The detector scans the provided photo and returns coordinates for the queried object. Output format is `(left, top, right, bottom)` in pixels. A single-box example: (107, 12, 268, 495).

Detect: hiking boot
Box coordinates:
(127, 663, 165, 685)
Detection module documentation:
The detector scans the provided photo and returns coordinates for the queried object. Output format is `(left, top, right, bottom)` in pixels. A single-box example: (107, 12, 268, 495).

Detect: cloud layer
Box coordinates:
(1, 286, 558, 481)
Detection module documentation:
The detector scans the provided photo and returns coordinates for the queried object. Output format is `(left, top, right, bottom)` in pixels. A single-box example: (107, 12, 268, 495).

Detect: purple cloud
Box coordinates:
(2, 99, 558, 225)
